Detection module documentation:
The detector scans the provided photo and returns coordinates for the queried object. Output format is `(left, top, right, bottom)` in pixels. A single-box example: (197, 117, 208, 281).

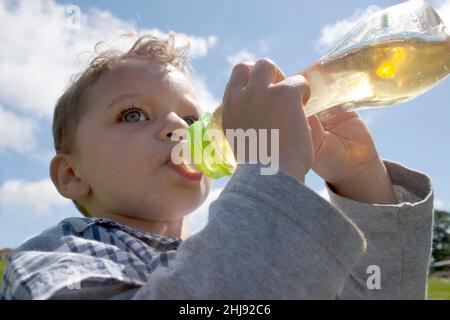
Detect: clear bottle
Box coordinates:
(301, 0, 450, 116)
(184, 0, 450, 179)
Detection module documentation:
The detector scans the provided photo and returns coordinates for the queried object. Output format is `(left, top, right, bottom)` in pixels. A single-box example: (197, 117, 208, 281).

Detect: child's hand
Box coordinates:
(308, 106, 397, 204)
(222, 59, 313, 183)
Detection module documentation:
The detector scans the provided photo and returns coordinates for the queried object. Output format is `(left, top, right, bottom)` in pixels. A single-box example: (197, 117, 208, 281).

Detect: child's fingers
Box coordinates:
(247, 58, 285, 89)
(308, 114, 326, 153)
(228, 62, 253, 91)
(270, 74, 311, 106)
(317, 105, 359, 130)
(224, 62, 254, 104)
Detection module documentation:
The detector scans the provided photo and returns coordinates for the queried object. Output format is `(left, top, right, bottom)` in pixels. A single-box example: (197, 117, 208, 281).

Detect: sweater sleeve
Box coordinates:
(132, 163, 366, 299)
(329, 160, 434, 300)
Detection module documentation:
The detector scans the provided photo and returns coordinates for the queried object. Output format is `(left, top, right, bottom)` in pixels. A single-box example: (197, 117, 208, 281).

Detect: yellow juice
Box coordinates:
(302, 37, 450, 116)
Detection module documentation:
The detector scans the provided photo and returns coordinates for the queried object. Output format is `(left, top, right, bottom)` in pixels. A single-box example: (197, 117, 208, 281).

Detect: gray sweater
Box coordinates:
(0, 160, 434, 299)
(132, 160, 433, 300)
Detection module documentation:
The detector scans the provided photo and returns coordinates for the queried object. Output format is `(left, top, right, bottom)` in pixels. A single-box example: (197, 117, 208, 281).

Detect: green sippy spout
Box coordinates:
(186, 106, 237, 179)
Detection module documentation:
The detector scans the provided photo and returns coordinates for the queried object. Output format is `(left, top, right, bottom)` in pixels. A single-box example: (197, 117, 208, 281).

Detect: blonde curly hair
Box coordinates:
(52, 32, 191, 217)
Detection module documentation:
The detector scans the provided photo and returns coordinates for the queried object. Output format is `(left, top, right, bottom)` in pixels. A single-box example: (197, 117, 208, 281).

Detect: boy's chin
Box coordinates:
(170, 196, 209, 218)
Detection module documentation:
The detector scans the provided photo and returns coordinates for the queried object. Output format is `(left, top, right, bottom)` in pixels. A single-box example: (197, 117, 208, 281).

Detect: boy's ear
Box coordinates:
(50, 154, 90, 201)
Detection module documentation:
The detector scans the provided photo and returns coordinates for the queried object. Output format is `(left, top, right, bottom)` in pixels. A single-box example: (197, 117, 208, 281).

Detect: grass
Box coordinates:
(428, 277, 450, 300)
(0, 259, 7, 288)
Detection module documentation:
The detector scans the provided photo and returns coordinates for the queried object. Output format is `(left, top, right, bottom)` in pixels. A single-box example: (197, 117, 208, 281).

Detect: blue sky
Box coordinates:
(1, 0, 450, 248)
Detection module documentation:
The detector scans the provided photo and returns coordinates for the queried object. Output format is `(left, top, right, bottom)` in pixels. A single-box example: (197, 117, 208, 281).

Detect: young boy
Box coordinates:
(1, 33, 434, 299)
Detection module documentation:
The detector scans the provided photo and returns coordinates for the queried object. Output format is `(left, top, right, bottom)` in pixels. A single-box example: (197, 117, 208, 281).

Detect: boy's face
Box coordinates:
(73, 58, 212, 221)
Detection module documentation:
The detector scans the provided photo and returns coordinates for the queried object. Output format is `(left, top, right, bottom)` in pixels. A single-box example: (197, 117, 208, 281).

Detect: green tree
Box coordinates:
(432, 209, 450, 265)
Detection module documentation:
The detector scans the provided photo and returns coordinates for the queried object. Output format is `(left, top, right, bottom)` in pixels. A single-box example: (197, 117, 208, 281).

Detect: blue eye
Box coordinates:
(118, 106, 196, 125)
(124, 110, 145, 122)
(118, 107, 147, 122)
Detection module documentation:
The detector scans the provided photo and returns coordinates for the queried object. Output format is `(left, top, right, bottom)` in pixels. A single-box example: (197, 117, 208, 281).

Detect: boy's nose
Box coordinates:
(157, 111, 189, 141)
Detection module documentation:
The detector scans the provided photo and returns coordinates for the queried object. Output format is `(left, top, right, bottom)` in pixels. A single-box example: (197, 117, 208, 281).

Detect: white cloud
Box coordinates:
(315, 5, 381, 53)
(434, 198, 449, 210)
(225, 39, 269, 70)
(226, 49, 257, 67)
(191, 75, 220, 113)
(0, 178, 70, 216)
(187, 186, 224, 234)
(0, 105, 37, 154)
(0, 0, 218, 118)
(181, 35, 217, 59)
(142, 28, 218, 59)
(434, 198, 445, 209)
